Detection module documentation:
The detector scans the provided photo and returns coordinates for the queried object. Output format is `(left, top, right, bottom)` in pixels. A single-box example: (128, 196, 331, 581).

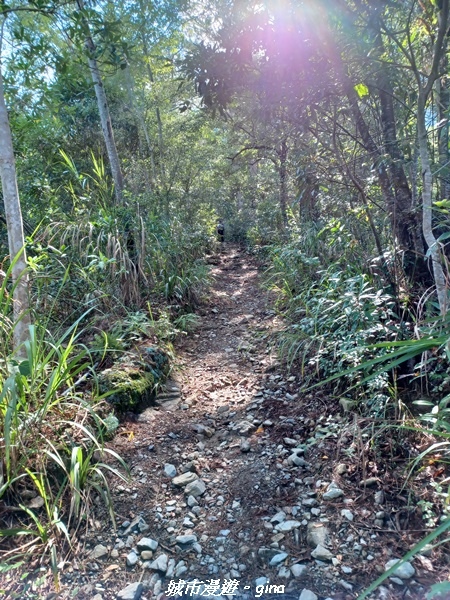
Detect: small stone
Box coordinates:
(148, 554, 169, 573)
(255, 577, 268, 587)
(291, 564, 308, 578)
(384, 559, 416, 580)
(172, 472, 198, 487)
(271, 511, 287, 524)
(126, 552, 138, 568)
(275, 520, 301, 532)
(164, 464, 177, 478)
(240, 439, 251, 453)
(311, 544, 333, 561)
(306, 523, 329, 548)
(336, 463, 348, 475)
(339, 580, 353, 591)
(176, 535, 197, 545)
(137, 538, 158, 552)
(374, 490, 384, 504)
(288, 454, 309, 467)
(187, 495, 198, 508)
(269, 552, 288, 566)
(323, 482, 344, 500)
(341, 509, 354, 521)
(342, 566, 353, 574)
(359, 477, 379, 487)
(299, 590, 318, 600)
(185, 479, 206, 497)
(284, 438, 298, 446)
(117, 582, 143, 600)
(141, 551, 153, 560)
(90, 544, 108, 560)
(192, 423, 215, 437)
(278, 566, 291, 578)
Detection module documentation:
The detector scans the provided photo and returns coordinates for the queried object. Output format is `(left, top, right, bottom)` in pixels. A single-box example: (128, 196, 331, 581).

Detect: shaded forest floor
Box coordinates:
(5, 245, 449, 599)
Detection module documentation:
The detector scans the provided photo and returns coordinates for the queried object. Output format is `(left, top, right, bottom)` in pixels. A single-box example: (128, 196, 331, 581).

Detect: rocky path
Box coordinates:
(71, 246, 438, 600)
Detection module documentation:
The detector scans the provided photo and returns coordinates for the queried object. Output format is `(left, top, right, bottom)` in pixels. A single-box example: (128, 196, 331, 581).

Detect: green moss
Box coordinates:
(98, 366, 155, 411)
(98, 346, 170, 412)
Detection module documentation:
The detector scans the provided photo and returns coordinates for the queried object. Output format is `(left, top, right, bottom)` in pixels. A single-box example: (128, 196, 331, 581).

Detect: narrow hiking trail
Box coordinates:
(65, 246, 439, 600)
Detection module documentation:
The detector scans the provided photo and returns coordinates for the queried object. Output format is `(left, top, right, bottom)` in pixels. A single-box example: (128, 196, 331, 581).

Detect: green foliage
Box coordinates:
(0, 269, 128, 569)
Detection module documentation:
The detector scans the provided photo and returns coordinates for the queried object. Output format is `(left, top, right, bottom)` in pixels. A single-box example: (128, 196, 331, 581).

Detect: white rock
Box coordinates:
(311, 544, 333, 561)
(291, 564, 308, 578)
(126, 551, 138, 567)
(299, 590, 318, 600)
(185, 479, 206, 497)
(323, 482, 344, 500)
(117, 582, 143, 600)
(271, 511, 287, 524)
(341, 509, 354, 521)
(164, 463, 177, 478)
(148, 553, 169, 573)
(384, 559, 415, 580)
(137, 537, 158, 552)
(269, 552, 288, 566)
(172, 472, 197, 487)
(176, 535, 197, 545)
(90, 544, 108, 559)
(275, 520, 301, 532)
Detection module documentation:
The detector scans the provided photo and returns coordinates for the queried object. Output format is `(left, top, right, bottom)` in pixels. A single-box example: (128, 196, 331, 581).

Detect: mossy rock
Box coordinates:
(98, 346, 170, 412)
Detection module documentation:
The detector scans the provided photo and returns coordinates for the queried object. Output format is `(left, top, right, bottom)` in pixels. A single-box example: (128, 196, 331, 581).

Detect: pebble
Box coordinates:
(185, 479, 206, 497)
(164, 463, 177, 478)
(307, 523, 329, 548)
(90, 544, 108, 559)
(269, 552, 288, 566)
(173, 472, 198, 487)
(311, 544, 334, 561)
(117, 582, 143, 600)
(299, 590, 318, 600)
(275, 520, 301, 532)
(136, 538, 158, 552)
(240, 439, 251, 452)
(148, 554, 169, 573)
(341, 509, 354, 521)
(176, 535, 197, 545)
(126, 551, 138, 568)
(323, 482, 344, 500)
(384, 559, 416, 580)
(187, 495, 199, 507)
(291, 564, 308, 578)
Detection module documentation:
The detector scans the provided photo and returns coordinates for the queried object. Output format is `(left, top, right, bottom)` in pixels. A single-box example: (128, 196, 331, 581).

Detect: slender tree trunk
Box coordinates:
(418, 91, 448, 315)
(377, 71, 421, 254)
(124, 65, 156, 189)
(138, 16, 166, 184)
(76, 0, 124, 204)
(278, 140, 288, 227)
(0, 56, 31, 351)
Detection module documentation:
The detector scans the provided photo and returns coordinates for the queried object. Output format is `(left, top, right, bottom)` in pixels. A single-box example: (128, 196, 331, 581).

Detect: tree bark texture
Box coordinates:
(0, 62, 31, 351)
(417, 91, 448, 315)
(76, 0, 124, 204)
(278, 140, 288, 227)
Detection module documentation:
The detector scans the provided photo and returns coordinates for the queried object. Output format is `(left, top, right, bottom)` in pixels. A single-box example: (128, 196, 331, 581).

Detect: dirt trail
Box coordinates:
(66, 245, 437, 600)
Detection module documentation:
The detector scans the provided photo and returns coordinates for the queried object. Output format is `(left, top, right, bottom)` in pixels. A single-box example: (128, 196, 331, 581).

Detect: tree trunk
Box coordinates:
(76, 0, 124, 204)
(418, 91, 448, 315)
(0, 59, 31, 352)
(278, 140, 288, 227)
(124, 64, 156, 189)
(377, 70, 421, 255)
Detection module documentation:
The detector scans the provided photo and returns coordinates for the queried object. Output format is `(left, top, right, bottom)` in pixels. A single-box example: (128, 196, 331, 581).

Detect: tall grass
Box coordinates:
(0, 261, 128, 583)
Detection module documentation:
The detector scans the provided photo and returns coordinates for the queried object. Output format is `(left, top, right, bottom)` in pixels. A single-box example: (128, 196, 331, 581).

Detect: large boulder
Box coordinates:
(98, 346, 169, 412)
